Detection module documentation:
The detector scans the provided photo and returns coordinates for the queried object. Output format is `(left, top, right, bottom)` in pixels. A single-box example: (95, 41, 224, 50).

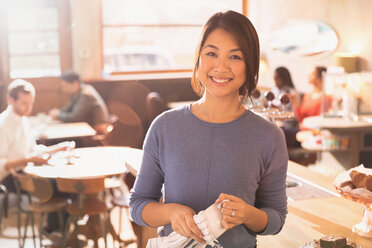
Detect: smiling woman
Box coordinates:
(130, 10, 288, 248)
(196, 28, 247, 104)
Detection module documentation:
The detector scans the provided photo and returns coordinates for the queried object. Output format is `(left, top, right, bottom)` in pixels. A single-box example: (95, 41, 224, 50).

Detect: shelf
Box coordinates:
(301, 140, 348, 152)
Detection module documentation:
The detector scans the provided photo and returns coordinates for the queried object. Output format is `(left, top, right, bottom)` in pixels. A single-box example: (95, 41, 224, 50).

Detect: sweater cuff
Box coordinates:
(257, 208, 285, 235)
(130, 200, 158, 227)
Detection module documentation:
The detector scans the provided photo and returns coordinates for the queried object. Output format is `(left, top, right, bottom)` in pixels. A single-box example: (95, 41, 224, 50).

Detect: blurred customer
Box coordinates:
(271, 67, 300, 147)
(271, 66, 297, 111)
(0, 79, 68, 191)
(291, 66, 332, 129)
(49, 71, 109, 129)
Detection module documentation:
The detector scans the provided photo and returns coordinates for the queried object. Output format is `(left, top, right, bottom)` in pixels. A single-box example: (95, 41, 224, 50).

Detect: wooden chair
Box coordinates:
(0, 183, 8, 237)
(92, 114, 118, 145)
(109, 82, 150, 129)
(104, 101, 144, 149)
(108, 171, 137, 247)
(145, 92, 169, 125)
(11, 171, 68, 248)
(56, 177, 109, 248)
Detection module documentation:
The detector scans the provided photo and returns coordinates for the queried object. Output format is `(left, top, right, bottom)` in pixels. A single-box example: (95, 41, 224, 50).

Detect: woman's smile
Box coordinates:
(209, 76, 233, 86)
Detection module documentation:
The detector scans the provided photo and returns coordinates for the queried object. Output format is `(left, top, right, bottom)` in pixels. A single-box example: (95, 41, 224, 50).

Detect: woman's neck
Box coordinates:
(312, 84, 322, 93)
(191, 94, 246, 123)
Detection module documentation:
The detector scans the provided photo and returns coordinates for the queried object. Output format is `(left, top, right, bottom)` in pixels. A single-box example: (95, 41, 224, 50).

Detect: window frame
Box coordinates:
(100, 0, 248, 75)
(0, 0, 73, 83)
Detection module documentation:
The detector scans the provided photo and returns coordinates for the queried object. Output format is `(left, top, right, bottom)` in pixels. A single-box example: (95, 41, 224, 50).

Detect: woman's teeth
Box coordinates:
(211, 77, 231, 83)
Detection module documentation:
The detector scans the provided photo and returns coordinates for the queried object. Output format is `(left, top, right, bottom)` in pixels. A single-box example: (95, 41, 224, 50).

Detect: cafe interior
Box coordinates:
(1, 0, 372, 247)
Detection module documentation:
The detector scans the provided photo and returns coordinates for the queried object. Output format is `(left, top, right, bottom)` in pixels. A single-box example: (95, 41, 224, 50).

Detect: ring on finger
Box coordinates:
(231, 210, 235, 217)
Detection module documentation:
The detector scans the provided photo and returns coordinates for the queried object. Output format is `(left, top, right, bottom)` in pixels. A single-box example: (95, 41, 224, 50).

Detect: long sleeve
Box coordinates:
(57, 94, 91, 123)
(129, 121, 164, 227)
(129, 106, 288, 247)
(57, 84, 109, 127)
(0, 109, 36, 181)
(0, 129, 9, 181)
(254, 125, 288, 235)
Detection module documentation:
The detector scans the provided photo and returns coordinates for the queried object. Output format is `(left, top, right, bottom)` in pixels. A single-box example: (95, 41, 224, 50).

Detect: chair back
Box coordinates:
(56, 177, 106, 195)
(11, 170, 54, 203)
(146, 92, 168, 124)
(94, 114, 117, 135)
(109, 82, 150, 127)
(104, 101, 144, 148)
(56, 177, 107, 218)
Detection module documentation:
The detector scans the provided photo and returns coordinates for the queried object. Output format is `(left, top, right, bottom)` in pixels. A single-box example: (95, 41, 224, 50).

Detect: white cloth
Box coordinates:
(0, 106, 37, 181)
(146, 202, 227, 248)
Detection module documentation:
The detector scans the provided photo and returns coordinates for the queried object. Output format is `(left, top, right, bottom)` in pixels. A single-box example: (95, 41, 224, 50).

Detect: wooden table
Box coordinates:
(126, 160, 372, 248)
(24, 146, 143, 246)
(302, 115, 372, 172)
(257, 161, 372, 247)
(29, 116, 97, 145)
(25, 146, 142, 179)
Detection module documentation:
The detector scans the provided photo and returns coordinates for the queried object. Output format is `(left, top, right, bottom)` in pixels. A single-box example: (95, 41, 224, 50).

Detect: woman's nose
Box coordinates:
(214, 57, 230, 72)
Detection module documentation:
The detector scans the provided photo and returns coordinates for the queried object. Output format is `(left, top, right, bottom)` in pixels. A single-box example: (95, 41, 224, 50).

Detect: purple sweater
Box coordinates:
(130, 105, 288, 247)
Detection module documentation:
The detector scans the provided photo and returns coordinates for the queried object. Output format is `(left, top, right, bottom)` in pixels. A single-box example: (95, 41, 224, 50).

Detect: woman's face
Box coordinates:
(308, 69, 320, 87)
(197, 28, 246, 100)
(274, 72, 283, 88)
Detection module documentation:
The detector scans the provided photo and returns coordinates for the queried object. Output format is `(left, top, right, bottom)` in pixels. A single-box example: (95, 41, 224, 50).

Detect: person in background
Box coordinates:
(130, 11, 288, 247)
(49, 71, 109, 130)
(271, 66, 297, 111)
(0, 79, 69, 191)
(270, 66, 300, 147)
(291, 66, 332, 129)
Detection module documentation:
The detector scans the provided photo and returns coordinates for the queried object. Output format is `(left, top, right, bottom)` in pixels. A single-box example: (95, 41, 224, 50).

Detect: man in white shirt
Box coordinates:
(0, 79, 67, 190)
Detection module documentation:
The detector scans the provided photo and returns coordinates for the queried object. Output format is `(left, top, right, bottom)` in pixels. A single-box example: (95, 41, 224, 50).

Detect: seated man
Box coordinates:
(49, 71, 109, 129)
(0, 79, 68, 191)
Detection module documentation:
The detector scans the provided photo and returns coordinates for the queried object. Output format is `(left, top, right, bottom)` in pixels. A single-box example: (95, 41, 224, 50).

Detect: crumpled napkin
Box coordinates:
(146, 201, 228, 248)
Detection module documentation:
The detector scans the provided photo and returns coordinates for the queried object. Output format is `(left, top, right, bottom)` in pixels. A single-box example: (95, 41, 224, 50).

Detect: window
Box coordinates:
(102, 0, 244, 74)
(1, 0, 71, 79)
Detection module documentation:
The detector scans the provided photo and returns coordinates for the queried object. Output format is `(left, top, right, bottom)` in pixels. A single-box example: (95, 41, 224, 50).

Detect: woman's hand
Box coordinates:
(168, 203, 205, 244)
(48, 108, 60, 120)
(215, 193, 253, 229)
(215, 193, 268, 232)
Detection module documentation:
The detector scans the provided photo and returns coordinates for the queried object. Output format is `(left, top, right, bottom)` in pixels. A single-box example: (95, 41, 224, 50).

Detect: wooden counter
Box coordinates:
(125, 159, 371, 247)
(301, 116, 372, 171)
(257, 161, 371, 247)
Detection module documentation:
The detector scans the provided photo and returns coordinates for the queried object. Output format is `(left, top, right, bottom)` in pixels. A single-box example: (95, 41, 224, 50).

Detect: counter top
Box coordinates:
(303, 115, 372, 130)
(257, 161, 371, 247)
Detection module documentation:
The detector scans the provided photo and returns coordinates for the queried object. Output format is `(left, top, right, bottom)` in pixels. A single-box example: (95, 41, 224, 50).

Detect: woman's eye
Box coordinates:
(206, 52, 217, 57)
(231, 55, 243, 60)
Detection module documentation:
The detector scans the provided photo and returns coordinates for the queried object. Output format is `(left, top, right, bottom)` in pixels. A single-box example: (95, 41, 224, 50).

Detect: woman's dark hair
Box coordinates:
(60, 70, 82, 84)
(275, 67, 295, 89)
(315, 66, 327, 81)
(191, 10, 260, 100)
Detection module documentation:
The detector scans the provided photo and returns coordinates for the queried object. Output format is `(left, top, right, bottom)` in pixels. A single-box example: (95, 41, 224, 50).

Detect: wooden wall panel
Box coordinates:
(25, 78, 69, 115)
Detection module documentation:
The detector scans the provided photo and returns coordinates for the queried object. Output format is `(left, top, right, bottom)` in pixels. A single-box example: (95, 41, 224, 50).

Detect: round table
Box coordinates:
(23, 146, 143, 245)
(24, 146, 143, 179)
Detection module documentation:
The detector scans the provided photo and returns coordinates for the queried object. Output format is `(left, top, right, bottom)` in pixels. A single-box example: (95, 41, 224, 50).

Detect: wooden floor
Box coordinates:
(0, 194, 137, 248)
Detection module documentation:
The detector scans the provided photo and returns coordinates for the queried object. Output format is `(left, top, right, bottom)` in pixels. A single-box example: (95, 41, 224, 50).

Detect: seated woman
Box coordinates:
(291, 66, 332, 129)
(270, 67, 300, 148)
(271, 66, 297, 111)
